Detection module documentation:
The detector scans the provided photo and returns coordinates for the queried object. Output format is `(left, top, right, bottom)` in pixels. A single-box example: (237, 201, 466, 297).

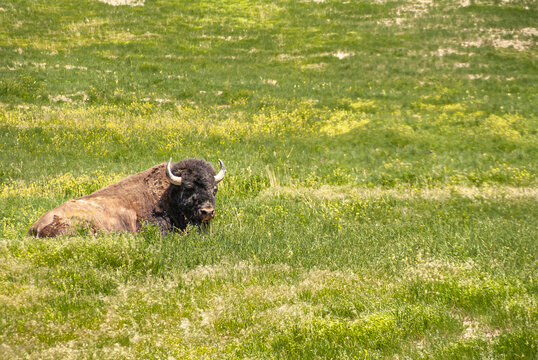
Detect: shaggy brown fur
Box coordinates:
(28, 159, 222, 237)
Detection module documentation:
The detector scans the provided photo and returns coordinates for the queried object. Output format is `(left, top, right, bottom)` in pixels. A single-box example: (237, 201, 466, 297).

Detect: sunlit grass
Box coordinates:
(0, 0, 537, 358)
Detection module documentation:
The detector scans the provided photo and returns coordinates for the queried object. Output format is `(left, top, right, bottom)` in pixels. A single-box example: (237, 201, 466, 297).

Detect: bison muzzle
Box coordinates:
(28, 158, 226, 237)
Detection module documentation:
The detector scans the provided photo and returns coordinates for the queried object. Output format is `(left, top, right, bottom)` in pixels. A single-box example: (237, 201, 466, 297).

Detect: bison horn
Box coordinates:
(214, 159, 226, 183)
(166, 158, 182, 186)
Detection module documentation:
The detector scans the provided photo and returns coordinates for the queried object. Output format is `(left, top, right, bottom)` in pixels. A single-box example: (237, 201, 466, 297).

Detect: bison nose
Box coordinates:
(199, 207, 215, 221)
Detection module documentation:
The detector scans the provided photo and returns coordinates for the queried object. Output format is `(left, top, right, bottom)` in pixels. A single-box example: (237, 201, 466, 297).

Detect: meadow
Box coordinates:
(0, 0, 537, 358)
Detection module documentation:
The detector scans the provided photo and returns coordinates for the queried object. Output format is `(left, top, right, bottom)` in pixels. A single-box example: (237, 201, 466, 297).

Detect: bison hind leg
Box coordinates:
(30, 215, 73, 238)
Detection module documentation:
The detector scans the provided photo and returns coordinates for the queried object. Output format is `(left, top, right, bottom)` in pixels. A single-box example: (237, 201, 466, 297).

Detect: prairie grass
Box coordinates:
(1, 0, 537, 358)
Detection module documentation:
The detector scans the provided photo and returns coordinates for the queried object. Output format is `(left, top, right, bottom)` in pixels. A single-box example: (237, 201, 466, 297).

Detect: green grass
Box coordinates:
(1, 0, 537, 358)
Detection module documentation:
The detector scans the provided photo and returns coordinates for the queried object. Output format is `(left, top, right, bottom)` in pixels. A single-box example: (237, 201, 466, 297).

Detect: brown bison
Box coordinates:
(28, 158, 226, 237)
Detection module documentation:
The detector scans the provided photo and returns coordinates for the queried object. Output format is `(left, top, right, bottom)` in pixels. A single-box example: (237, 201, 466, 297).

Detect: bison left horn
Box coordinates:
(166, 158, 182, 186)
(215, 159, 226, 183)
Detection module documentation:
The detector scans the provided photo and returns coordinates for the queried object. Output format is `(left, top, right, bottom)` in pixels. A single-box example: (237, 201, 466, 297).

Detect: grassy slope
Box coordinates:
(0, 0, 537, 358)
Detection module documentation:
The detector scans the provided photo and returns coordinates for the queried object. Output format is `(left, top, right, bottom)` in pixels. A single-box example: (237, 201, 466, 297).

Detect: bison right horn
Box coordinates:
(166, 158, 182, 186)
(214, 159, 226, 183)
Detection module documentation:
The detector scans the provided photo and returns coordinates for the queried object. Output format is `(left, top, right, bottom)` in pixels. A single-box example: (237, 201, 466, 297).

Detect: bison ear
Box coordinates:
(166, 158, 182, 186)
(214, 159, 226, 183)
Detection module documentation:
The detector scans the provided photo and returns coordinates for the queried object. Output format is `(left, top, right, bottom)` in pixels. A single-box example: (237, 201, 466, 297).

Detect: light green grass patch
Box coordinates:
(1, 253, 534, 359)
(1, 0, 536, 358)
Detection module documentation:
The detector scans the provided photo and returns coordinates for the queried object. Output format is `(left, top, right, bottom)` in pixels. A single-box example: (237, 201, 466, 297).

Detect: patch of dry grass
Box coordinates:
(259, 185, 538, 202)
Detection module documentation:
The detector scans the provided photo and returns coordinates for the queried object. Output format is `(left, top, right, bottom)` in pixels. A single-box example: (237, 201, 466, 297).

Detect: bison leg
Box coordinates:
(28, 215, 73, 238)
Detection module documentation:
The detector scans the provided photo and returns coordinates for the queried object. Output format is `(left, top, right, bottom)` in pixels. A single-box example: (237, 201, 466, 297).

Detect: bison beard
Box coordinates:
(28, 158, 226, 237)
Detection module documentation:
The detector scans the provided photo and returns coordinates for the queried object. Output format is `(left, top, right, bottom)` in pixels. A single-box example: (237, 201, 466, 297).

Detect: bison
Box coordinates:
(28, 158, 226, 237)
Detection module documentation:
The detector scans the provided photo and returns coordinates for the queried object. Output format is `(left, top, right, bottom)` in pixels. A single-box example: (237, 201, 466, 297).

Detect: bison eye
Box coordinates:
(213, 186, 218, 195)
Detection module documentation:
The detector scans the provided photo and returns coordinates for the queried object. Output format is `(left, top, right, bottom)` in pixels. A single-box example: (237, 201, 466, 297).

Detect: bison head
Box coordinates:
(166, 158, 226, 231)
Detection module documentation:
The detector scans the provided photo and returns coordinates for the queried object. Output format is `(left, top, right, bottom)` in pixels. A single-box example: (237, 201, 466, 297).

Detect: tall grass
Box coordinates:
(1, 0, 536, 358)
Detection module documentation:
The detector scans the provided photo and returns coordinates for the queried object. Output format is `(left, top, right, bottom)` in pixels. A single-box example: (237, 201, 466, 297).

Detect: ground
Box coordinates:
(0, 0, 536, 358)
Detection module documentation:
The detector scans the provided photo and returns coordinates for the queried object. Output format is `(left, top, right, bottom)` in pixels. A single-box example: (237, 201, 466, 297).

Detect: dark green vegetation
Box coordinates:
(1, 0, 536, 358)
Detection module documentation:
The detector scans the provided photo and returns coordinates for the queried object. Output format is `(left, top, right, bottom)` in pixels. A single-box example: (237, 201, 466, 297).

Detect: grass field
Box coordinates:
(1, 0, 537, 358)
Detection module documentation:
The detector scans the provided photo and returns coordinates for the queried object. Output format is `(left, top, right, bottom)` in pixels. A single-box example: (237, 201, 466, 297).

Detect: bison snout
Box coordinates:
(199, 207, 215, 221)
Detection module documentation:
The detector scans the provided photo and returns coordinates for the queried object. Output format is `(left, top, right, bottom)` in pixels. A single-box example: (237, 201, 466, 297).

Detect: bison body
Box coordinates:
(28, 158, 225, 237)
